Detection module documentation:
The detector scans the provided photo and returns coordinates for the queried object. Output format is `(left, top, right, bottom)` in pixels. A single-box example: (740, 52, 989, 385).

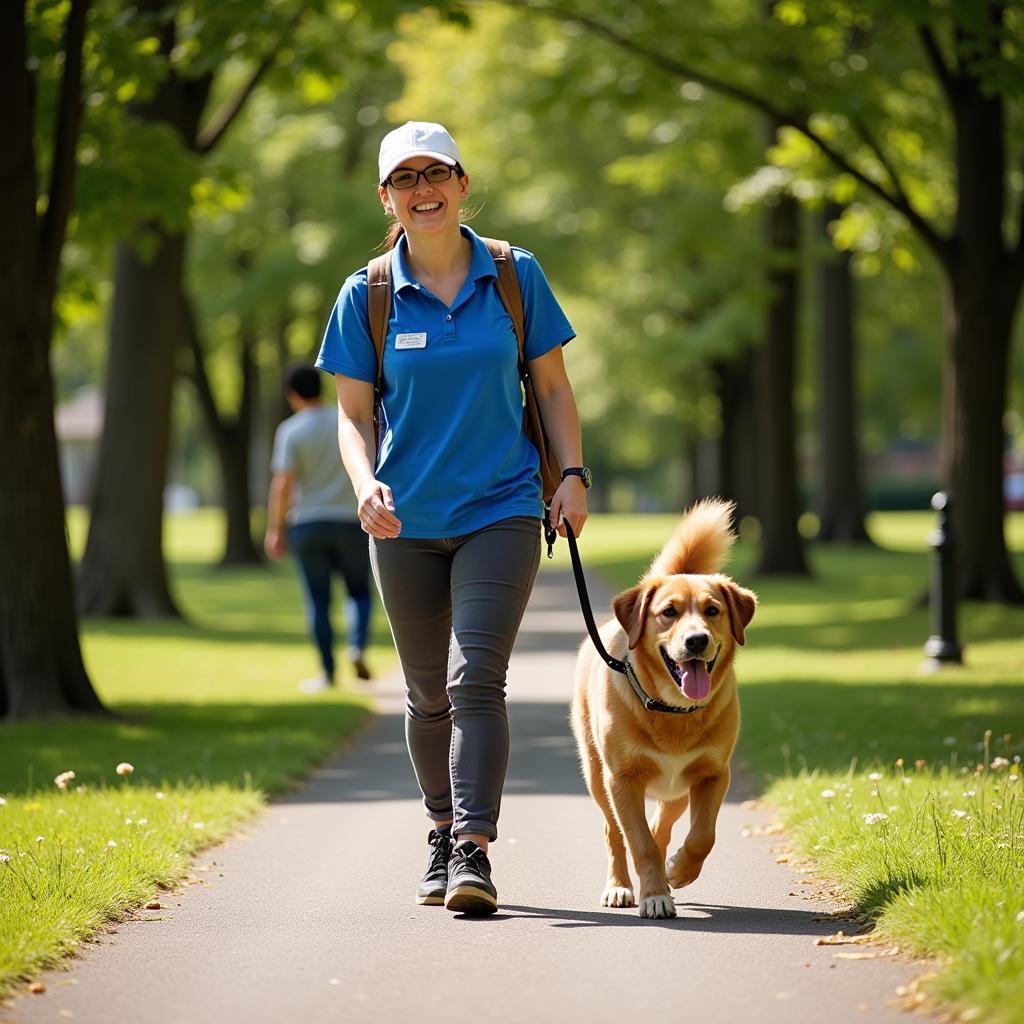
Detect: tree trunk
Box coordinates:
(77, 10, 212, 617)
(78, 234, 186, 616)
(755, 186, 809, 575)
(716, 350, 759, 524)
(182, 286, 263, 567)
(0, 0, 106, 719)
(945, 64, 1023, 602)
(816, 202, 872, 544)
(0, 331, 103, 719)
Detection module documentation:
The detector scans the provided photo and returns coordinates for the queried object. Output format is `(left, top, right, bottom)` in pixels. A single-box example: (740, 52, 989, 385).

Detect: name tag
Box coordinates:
(395, 332, 427, 350)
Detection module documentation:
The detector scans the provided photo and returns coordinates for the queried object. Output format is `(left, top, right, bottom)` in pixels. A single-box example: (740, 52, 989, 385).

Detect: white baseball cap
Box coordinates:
(378, 121, 463, 183)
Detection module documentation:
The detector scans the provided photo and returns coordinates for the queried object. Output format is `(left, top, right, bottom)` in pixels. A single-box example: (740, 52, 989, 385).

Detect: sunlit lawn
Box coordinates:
(575, 509, 1024, 1024)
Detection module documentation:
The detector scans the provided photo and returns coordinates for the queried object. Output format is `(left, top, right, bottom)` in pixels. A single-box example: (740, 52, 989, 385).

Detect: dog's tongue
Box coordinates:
(680, 660, 711, 701)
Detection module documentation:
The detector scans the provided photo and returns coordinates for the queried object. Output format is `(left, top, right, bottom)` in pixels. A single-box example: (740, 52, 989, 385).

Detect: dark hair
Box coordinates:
(377, 163, 468, 252)
(286, 365, 322, 400)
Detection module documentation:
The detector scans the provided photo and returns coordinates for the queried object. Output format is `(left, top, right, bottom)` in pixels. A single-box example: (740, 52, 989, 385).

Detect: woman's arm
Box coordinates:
(527, 344, 588, 538)
(334, 375, 401, 539)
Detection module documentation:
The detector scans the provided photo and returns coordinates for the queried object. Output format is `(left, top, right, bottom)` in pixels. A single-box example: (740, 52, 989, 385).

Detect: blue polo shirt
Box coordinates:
(315, 226, 574, 538)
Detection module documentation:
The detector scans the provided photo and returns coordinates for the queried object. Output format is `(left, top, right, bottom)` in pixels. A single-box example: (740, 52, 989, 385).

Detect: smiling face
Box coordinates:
(612, 573, 757, 708)
(378, 155, 469, 240)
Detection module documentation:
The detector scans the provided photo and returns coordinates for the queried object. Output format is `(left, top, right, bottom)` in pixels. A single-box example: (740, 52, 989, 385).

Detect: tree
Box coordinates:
(522, 0, 1024, 600)
(0, 0, 106, 719)
(817, 201, 872, 542)
(78, 0, 308, 615)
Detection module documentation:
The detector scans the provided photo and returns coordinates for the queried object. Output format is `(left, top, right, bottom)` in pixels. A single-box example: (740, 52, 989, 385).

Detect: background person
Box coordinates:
(265, 365, 373, 692)
(315, 121, 589, 915)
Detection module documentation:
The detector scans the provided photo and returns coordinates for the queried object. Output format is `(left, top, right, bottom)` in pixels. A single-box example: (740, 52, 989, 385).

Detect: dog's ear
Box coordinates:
(613, 583, 657, 649)
(717, 581, 757, 645)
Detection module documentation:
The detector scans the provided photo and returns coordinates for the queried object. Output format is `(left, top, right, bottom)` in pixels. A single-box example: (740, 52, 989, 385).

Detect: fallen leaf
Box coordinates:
(28, 983, 45, 995)
(144, 901, 162, 910)
(816, 931, 872, 946)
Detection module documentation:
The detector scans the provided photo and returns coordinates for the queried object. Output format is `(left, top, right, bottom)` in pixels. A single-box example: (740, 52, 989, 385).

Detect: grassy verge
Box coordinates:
(576, 511, 1024, 1024)
(0, 510, 390, 996)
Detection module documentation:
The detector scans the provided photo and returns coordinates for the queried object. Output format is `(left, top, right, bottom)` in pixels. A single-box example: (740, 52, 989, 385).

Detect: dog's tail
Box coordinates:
(646, 497, 736, 578)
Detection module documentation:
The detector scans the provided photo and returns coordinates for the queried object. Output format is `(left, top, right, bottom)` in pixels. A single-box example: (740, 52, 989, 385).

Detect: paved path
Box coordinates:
(12, 572, 921, 1023)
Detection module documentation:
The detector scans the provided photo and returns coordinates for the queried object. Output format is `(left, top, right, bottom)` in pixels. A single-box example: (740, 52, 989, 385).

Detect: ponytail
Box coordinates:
(378, 219, 405, 252)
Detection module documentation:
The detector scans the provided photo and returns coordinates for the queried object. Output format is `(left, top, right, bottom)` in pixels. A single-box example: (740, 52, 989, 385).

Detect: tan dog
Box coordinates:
(571, 499, 757, 918)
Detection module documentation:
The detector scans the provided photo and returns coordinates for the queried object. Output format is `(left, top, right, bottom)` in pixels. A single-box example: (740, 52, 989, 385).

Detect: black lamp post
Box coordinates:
(922, 491, 964, 670)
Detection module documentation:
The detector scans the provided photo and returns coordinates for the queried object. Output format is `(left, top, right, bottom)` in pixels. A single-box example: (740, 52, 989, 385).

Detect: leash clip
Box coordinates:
(543, 506, 557, 559)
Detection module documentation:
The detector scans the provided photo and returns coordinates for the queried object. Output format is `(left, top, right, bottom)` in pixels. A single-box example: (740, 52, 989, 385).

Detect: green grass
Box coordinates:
(0, 510, 390, 996)
(576, 511, 1024, 1024)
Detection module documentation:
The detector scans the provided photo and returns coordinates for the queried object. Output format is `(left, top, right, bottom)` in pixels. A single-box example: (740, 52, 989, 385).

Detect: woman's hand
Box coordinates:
(550, 476, 588, 539)
(357, 479, 402, 539)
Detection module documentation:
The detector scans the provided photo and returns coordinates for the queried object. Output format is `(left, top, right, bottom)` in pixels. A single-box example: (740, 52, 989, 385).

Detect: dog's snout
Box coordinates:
(684, 631, 709, 655)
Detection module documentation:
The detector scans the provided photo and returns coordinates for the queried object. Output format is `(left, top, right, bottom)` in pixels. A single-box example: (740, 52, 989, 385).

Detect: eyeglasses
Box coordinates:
(383, 162, 461, 190)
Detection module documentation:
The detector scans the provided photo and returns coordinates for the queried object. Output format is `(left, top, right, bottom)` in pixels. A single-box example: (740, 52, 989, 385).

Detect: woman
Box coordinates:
(315, 121, 589, 916)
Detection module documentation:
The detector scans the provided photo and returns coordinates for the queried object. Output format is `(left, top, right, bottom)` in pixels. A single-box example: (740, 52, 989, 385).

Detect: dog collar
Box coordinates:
(624, 659, 705, 716)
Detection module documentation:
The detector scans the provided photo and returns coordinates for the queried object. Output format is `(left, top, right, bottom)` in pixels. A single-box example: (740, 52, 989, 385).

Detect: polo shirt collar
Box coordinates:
(391, 226, 497, 294)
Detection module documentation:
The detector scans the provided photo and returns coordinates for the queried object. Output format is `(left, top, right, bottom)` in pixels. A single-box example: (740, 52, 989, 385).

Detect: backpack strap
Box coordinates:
(366, 251, 393, 458)
(482, 236, 561, 548)
(482, 237, 526, 365)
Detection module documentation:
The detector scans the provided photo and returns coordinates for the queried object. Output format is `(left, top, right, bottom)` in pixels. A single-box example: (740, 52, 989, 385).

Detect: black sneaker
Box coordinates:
(416, 827, 453, 906)
(444, 840, 497, 915)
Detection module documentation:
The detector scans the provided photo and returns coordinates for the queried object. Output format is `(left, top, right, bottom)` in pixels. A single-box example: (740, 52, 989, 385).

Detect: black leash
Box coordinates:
(561, 519, 704, 716)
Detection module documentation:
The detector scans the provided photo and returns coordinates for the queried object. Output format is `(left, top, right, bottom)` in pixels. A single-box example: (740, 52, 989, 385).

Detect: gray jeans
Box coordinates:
(370, 515, 541, 840)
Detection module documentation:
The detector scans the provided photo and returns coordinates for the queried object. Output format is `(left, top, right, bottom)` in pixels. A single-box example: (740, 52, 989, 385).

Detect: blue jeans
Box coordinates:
(287, 520, 372, 679)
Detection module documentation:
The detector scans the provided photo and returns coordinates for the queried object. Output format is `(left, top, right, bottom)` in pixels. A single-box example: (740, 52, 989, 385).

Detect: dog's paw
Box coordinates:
(601, 885, 635, 908)
(666, 850, 702, 889)
(638, 894, 677, 919)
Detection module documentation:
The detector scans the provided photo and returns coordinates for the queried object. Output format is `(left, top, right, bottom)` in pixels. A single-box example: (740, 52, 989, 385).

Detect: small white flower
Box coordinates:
(0, 797, 6, 806)
(0, 854, 10, 862)
(902, 777, 912, 785)
(155, 792, 166, 800)
(821, 789, 836, 799)
(951, 809, 968, 819)
(943, 737, 957, 746)
(870, 789, 879, 797)
(35, 835, 44, 843)
(963, 791, 976, 798)
(115, 762, 134, 776)
(193, 822, 205, 830)
(1010, 774, 1020, 782)
(124, 818, 133, 825)
(137, 819, 148, 826)
(888, 806, 898, 812)
(868, 772, 883, 781)
(1014, 755, 1022, 764)
(106, 840, 118, 848)
(991, 757, 1010, 769)
(54, 771, 76, 790)
(1017, 910, 1024, 923)
(863, 813, 889, 825)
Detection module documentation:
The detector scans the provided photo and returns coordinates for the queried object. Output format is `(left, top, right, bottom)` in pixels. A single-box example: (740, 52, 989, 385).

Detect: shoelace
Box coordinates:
(458, 845, 489, 872)
(427, 831, 452, 870)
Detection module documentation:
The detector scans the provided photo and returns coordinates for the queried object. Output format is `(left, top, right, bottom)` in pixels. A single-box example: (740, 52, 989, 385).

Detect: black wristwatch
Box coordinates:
(561, 466, 593, 489)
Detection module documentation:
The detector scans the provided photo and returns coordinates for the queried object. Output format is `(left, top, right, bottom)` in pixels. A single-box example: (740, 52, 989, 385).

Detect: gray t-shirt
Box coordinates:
(270, 405, 357, 524)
